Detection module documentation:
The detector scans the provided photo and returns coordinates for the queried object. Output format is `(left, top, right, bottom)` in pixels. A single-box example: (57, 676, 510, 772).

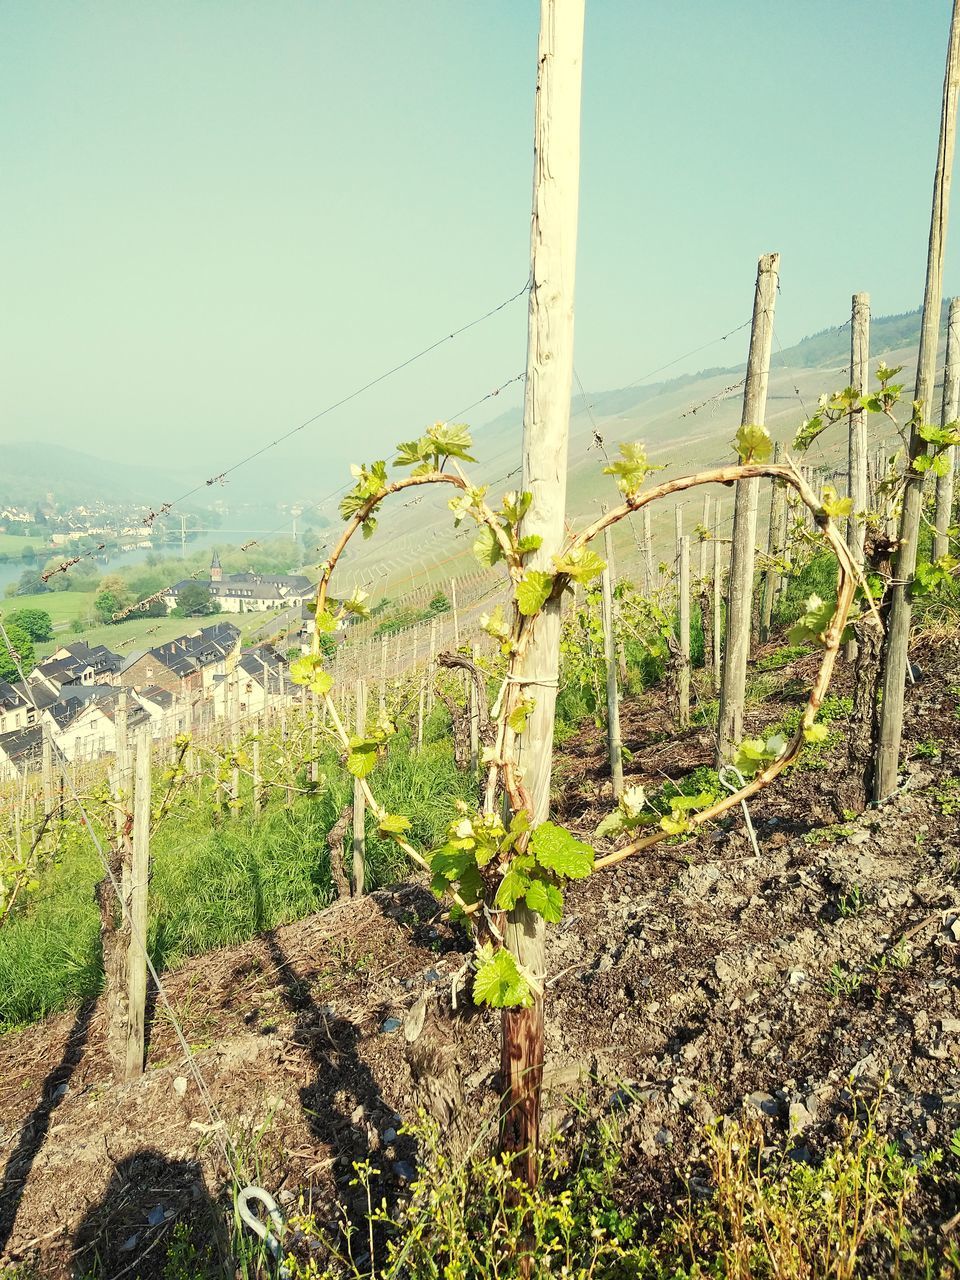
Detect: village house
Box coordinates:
(119, 620, 241, 698)
(211, 645, 293, 720)
(0, 724, 43, 781)
(0, 681, 34, 736)
(136, 685, 189, 739)
(43, 686, 151, 763)
(163, 551, 314, 614)
(47, 641, 123, 685)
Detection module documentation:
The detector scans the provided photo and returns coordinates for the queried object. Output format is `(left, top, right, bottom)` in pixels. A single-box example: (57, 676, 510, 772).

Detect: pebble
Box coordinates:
(393, 1160, 417, 1182)
(745, 1091, 778, 1117)
(381, 1017, 402, 1033)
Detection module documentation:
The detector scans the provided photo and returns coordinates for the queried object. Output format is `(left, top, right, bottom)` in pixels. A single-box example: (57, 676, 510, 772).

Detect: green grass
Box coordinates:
(0, 734, 472, 1031)
(0, 591, 96, 630)
(29, 606, 283, 659)
(0, 533, 49, 557)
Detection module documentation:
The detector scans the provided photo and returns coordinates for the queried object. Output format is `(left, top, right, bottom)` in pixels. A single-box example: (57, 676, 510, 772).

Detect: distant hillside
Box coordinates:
(0, 442, 191, 507)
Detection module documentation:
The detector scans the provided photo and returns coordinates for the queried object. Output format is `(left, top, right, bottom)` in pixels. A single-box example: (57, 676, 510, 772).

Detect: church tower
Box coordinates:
(210, 549, 223, 584)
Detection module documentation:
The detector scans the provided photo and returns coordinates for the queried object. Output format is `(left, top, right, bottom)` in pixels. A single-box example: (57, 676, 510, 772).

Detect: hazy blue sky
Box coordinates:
(1, 0, 957, 493)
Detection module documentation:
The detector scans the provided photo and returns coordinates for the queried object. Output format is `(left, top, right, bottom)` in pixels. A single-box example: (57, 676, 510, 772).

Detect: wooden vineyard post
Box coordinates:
(352, 678, 367, 896)
(698, 493, 711, 582)
(877, 0, 960, 800)
(41, 724, 53, 827)
(469, 644, 480, 774)
(716, 252, 780, 763)
(230, 671, 241, 818)
(417, 681, 425, 752)
(379, 637, 388, 713)
(934, 296, 960, 559)
(712, 500, 723, 690)
(451, 577, 460, 647)
(427, 618, 437, 713)
(760, 442, 788, 642)
(601, 526, 624, 796)
(504, 0, 584, 1191)
(125, 725, 151, 1081)
(678, 533, 691, 730)
(642, 508, 654, 597)
(846, 292, 871, 661)
(252, 736, 262, 818)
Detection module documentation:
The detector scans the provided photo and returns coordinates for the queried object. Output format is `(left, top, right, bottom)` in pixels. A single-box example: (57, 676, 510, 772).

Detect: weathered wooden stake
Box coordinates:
(877, 1, 960, 800)
(125, 725, 151, 1081)
(678, 533, 691, 730)
(252, 736, 262, 818)
(504, 0, 584, 1190)
(760, 442, 788, 643)
(601, 526, 624, 796)
(451, 577, 460, 647)
(352, 678, 367, 896)
(935, 296, 960, 559)
(717, 252, 779, 763)
(712, 500, 723, 690)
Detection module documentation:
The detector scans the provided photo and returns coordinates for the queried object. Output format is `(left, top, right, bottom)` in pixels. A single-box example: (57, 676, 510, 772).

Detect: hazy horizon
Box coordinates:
(2, 1, 958, 500)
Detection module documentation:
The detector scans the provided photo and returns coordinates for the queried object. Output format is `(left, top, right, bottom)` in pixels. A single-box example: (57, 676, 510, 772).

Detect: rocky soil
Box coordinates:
(1, 636, 959, 1276)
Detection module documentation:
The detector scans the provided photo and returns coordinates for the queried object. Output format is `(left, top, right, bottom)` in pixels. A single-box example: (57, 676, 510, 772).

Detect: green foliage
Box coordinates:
(734, 423, 772, 463)
(515, 570, 554, 617)
(788, 592, 839, 647)
(395, 421, 476, 472)
(0, 621, 34, 682)
(601, 441, 661, 498)
(289, 655, 334, 697)
(4, 607, 53, 641)
(734, 731, 789, 778)
(473, 944, 531, 1008)
(269, 1096, 941, 1280)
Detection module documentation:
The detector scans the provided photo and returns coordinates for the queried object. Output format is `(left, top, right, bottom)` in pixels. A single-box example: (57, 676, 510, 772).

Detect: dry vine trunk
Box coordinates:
(836, 534, 895, 815)
(326, 803, 353, 900)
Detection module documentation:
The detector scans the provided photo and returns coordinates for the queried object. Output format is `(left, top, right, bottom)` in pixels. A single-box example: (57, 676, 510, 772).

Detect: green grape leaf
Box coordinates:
(516, 570, 554, 617)
(379, 813, 412, 836)
(820, 484, 853, 518)
(473, 947, 532, 1008)
(602, 441, 660, 497)
(553, 546, 606, 585)
(735, 424, 773, 463)
(525, 877, 563, 924)
(516, 534, 543, 556)
(426, 421, 476, 462)
(495, 869, 531, 911)
(346, 738, 379, 778)
(507, 698, 535, 734)
(595, 809, 626, 839)
(473, 525, 503, 569)
(530, 821, 594, 879)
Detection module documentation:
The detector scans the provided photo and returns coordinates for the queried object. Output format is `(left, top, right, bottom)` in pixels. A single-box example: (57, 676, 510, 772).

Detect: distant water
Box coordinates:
(0, 511, 303, 596)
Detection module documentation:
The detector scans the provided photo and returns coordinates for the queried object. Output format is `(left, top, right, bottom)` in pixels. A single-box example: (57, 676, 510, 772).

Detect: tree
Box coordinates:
(6, 608, 53, 641)
(0, 622, 35, 683)
(15, 569, 46, 596)
(172, 583, 214, 617)
(94, 590, 124, 624)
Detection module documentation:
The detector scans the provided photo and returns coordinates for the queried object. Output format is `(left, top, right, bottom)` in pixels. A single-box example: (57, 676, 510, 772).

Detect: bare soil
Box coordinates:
(2, 636, 960, 1277)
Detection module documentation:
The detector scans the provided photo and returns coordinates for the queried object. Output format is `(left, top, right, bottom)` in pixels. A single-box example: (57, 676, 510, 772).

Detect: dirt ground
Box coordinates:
(1, 636, 959, 1276)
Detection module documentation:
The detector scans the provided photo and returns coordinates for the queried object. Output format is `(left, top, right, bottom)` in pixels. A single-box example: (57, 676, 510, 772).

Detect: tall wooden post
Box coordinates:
(844, 293, 871, 661)
(601, 527, 624, 797)
(252, 736, 262, 818)
(125, 725, 151, 1080)
(698, 493, 711, 582)
(469, 644, 480, 774)
(760, 442, 787, 642)
(678, 534, 691, 729)
(711, 500, 723, 690)
(642, 508, 654, 597)
(41, 725, 53, 820)
(379, 637, 388, 713)
(352, 678, 367, 896)
(427, 617, 437, 713)
(451, 577, 460, 647)
(417, 681, 425, 752)
(504, 0, 584, 1190)
(717, 252, 780, 762)
(935, 296, 960, 559)
(877, 1, 960, 800)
